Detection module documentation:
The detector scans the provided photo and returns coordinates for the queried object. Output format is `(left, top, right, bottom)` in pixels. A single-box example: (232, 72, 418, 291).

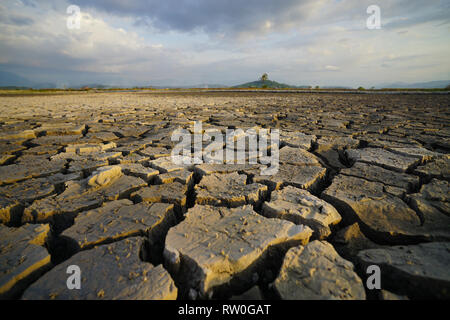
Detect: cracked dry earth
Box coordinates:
(0, 91, 449, 300)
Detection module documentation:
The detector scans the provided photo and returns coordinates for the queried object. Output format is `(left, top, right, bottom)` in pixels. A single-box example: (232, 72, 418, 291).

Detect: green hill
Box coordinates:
(233, 80, 310, 89)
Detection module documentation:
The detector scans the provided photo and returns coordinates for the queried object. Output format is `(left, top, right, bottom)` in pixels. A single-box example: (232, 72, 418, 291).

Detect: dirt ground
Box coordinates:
(0, 91, 449, 300)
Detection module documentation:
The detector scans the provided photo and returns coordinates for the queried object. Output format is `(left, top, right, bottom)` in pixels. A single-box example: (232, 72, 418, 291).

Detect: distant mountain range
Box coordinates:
(0, 71, 56, 89)
(377, 80, 450, 89)
(0, 70, 449, 90)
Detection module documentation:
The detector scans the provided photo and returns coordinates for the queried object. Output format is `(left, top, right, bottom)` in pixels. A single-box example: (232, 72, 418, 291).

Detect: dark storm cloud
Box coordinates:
(73, 0, 310, 34)
(71, 0, 450, 35)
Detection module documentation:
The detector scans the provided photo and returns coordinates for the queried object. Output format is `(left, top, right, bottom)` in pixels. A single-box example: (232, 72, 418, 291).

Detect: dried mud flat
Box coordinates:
(0, 91, 449, 300)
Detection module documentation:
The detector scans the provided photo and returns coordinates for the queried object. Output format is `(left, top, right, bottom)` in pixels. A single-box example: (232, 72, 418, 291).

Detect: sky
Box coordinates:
(0, 0, 449, 87)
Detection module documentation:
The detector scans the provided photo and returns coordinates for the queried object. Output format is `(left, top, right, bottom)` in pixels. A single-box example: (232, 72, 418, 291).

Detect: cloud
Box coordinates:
(72, 0, 319, 37)
(325, 65, 340, 71)
(0, 0, 449, 87)
(71, 0, 450, 37)
(0, 4, 34, 26)
(0, 1, 184, 86)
